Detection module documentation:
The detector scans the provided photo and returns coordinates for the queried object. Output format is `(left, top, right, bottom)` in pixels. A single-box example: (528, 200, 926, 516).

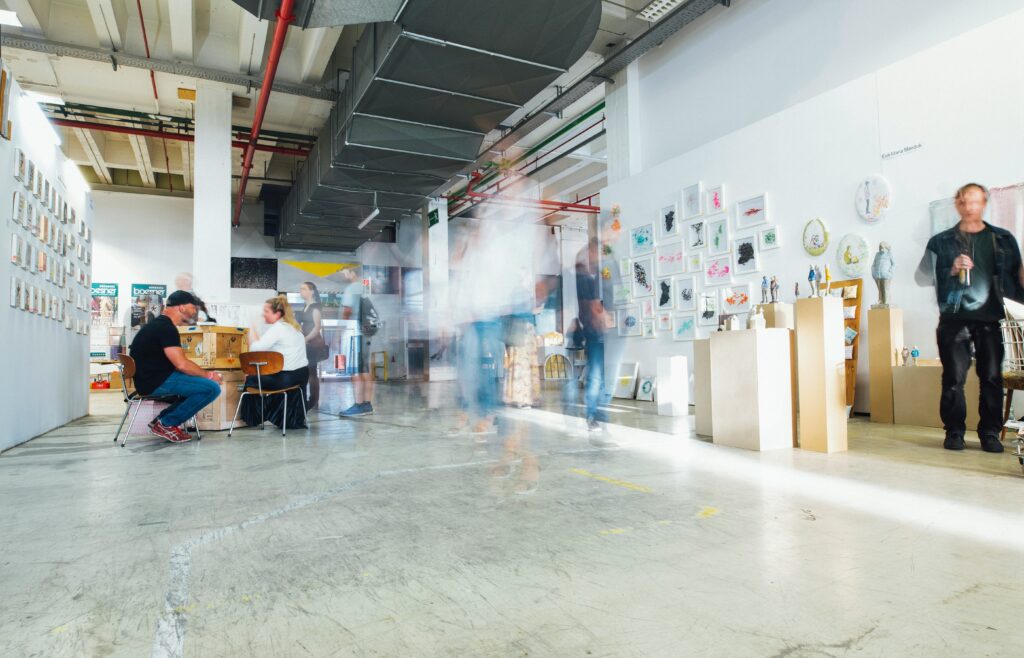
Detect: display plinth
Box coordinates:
(758, 302, 797, 446)
(709, 329, 793, 451)
(656, 356, 689, 416)
(196, 370, 248, 431)
(868, 307, 903, 424)
(178, 325, 249, 369)
(693, 339, 712, 436)
(893, 363, 981, 429)
(795, 297, 848, 453)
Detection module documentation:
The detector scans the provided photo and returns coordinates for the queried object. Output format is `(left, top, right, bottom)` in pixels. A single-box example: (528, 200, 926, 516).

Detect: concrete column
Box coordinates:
(422, 197, 455, 381)
(192, 81, 233, 302)
(605, 59, 643, 185)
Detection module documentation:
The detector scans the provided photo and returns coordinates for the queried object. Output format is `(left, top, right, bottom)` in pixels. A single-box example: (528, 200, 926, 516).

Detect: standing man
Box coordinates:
(339, 266, 375, 416)
(918, 183, 1024, 452)
(575, 239, 608, 432)
(128, 291, 223, 442)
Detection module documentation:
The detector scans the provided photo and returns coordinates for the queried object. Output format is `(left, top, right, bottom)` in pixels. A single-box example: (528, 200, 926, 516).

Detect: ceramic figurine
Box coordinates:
(911, 346, 920, 366)
(770, 276, 779, 303)
(871, 241, 895, 308)
(794, 282, 800, 299)
(824, 265, 832, 295)
(901, 346, 910, 366)
(761, 276, 769, 304)
(807, 266, 817, 297)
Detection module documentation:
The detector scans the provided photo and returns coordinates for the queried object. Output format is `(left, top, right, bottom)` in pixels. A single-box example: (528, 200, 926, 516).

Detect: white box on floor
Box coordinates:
(693, 339, 712, 436)
(656, 356, 688, 416)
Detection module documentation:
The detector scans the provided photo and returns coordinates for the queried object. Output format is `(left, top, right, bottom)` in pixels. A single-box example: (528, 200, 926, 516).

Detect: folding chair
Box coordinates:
(113, 354, 202, 447)
(228, 351, 308, 437)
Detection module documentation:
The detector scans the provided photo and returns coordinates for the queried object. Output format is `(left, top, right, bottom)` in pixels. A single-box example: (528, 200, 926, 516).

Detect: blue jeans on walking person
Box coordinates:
(457, 320, 503, 420)
(150, 372, 221, 427)
(583, 338, 605, 422)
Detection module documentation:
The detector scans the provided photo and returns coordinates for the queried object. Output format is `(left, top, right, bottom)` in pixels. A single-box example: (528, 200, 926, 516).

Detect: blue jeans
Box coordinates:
(583, 339, 605, 421)
(150, 372, 221, 427)
(457, 320, 503, 419)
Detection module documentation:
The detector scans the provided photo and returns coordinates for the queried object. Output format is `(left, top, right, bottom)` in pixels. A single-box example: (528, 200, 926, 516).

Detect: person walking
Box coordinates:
(299, 281, 328, 410)
(917, 183, 1024, 452)
(339, 267, 376, 416)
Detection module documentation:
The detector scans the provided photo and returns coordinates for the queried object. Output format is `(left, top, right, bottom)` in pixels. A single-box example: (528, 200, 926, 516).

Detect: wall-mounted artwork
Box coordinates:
(735, 194, 768, 229)
(836, 233, 870, 277)
(758, 225, 781, 251)
(698, 292, 718, 327)
(721, 283, 752, 314)
(703, 255, 732, 286)
(855, 175, 891, 223)
(706, 215, 729, 255)
(658, 203, 679, 239)
(686, 252, 703, 274)
(684, 218, 706, 251)
(802, 217, 829, 256)
(682, 182, 704, 220)
(674, 275, 697, 312)
(631, 257, 654, 298)
(732, 233, 759, 275)
(656, 276, 675, 310)
(641, 320, 657, 340)
(640, 297, 655, 319)
(705, 184, 725, 214)
(14, 148, 25, 182)
(630, 223, 655, 257)
(656, 242, 684, 276)
(656, 311, 672, 333)
(673, 314, 698, 341)
(613, 283, 632, 307)
(617, 304, 642, 337)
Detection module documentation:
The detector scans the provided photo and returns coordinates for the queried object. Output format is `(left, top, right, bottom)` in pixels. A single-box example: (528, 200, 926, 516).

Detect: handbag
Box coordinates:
(308, 334, 330, 362)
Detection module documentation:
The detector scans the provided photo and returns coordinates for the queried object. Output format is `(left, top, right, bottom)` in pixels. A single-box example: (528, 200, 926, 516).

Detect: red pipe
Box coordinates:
(233, 0, 296, 227)
(51, 119, 310, 157)
(465, 172, 599, 213)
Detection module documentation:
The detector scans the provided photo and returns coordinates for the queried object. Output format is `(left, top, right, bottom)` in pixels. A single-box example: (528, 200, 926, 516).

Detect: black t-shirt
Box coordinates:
(129, 315, 181, 395)
(299, 303, 321, 336)
(944, 227, 1004, 322)
(575, 265, 604, 340)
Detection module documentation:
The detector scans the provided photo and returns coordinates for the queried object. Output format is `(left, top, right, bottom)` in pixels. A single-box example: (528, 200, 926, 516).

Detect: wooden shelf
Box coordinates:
(829, 277, 863, 407)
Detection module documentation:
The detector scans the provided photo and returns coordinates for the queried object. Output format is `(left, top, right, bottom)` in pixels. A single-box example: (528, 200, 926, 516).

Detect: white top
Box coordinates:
(250, 321, 309, 371)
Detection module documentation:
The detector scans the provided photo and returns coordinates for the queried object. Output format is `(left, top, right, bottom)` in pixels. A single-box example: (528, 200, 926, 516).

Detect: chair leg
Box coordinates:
(113, 402, 132, 442)
(282, 392, 287, 437)
(121, 400, 144, 447)
(1001, 389, 1014, 442)
(260, 393, 266, 430)
(192, 416, 202, 441)
(228, 392, 247, 437)
(300, 389, 309, 427)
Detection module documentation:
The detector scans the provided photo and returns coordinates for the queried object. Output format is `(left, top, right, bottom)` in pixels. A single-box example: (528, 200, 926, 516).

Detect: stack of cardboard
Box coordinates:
(178, 325, 250, 430)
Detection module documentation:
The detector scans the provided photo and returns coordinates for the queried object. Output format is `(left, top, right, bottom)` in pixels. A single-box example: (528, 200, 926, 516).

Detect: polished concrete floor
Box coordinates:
(2, 382, 1023, 657)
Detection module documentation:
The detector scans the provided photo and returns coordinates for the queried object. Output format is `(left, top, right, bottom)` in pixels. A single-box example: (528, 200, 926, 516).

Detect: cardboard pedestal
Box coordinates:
(758, 302, 797, 446)
(868, 307, 903, 424)
(893, 363, 982, 429)
(693, 339, 712, 436)
(795, 297, 848, 453)
(178, 325, 249, 369)
(196, 370, 248, 431)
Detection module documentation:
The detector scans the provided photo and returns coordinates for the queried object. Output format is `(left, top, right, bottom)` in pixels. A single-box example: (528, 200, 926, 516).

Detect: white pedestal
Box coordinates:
(709, 329, 794, 451)
(693, 339, 712, 436)
(656, 356, 688, 416)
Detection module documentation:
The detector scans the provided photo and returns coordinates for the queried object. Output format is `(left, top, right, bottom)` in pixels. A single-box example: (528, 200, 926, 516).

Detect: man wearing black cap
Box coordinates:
(128, 290, 223, 442)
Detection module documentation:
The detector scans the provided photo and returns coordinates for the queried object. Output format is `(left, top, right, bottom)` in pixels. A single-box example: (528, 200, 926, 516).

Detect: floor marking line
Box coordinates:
(569, 468, 651, 493)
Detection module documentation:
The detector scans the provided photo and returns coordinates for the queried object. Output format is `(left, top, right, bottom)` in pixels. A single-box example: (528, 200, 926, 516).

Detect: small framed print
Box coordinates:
(12, 190, 25, 226)
(26, 160, 35, 193)
(14, 148, 26, 182)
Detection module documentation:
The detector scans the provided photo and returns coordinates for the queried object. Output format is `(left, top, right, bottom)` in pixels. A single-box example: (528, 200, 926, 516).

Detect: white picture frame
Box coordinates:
(673, 314, 698, 341)
(706, 214, 729, 255)
(674, 275, 697, 312)
(656, 276, 675, 311)
(721, 283, 753, 314)
(682, 182, 704, 220)
(698, 292, 718, 327)
(617, 306, 642, 337)
(656, 241, 684, 276)
(684, 218, 706, 251)
(630, 223, 655, 257)
(703, 255, 732, 287)
(758, 225, 781, 251)
(686, 252, 703, 274)
(705, 184, 725, 214)
(657, 203, 679, 239)
(631, 256, 655, 298)
(732, 233, 759, 276)
(735, 193, 768, 229)
(656, 311, 673, 333)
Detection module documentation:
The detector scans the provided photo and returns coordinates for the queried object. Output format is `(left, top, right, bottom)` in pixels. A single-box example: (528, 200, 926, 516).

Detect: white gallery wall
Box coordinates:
(603, 5, 1024, 411)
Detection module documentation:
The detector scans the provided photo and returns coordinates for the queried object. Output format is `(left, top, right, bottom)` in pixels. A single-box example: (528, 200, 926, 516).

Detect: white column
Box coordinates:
(192, 81, 233, 302)
(604, 59, 642, 185)
(422, 197, 455, 381)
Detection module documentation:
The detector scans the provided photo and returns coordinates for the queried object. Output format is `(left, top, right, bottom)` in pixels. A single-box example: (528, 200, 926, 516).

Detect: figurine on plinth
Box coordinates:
(794, 282, 800, 299)
(770, 276, 779, 303)
(761, 276, 769, 304)
(871, 241, 895, 308)
(823, 265, 832, 295)
(807, 266, 818, 297)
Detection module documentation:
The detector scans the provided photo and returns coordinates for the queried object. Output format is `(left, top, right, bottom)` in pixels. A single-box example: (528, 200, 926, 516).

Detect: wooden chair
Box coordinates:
(113, 354, 202, 447)
(228, 351, 308, 437)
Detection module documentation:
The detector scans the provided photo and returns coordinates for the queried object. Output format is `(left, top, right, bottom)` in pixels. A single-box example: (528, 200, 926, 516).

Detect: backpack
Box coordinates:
(360, 296, 382, 336)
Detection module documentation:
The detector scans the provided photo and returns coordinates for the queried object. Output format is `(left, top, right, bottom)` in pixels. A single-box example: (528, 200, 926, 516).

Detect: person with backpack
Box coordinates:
(339, 266, 379, 416)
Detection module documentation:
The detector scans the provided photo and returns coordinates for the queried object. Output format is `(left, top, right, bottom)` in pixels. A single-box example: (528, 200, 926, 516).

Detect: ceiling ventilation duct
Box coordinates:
(247, 0, 602, 251)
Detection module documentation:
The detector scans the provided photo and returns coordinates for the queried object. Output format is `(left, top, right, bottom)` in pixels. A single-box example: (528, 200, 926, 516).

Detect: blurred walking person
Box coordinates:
(339, 267, 377, 416)
(299, 282, 328, 410)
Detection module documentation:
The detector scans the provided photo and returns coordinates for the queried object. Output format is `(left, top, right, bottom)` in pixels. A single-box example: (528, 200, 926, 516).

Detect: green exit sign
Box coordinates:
(428, 209, 439, 227)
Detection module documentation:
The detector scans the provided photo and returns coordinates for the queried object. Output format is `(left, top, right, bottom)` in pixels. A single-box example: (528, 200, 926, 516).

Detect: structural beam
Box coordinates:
(298, 26, 343, 84)
(238, 11, 269, 75)
(168, 0, 194, 62)
(127, 134, 156, 187)
(85, 0, 125, 51)
(3, 0, 44, 36)
(72, 128, 113, 185)
(180, 142, 192, 191)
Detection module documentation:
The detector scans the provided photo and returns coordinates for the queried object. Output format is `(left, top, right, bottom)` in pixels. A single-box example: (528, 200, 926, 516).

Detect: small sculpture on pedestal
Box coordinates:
(911, 346, 920, 366)
(815, 266, 824, 296)
(794, 282, 800, 299)
(901, 346, 910, 366)
(807, 266, 818, 297)
(770, 276, 779, 303)
(871, 241, 894, 308)
(761, 276, 769, 304)
(824, 265, 832, 295)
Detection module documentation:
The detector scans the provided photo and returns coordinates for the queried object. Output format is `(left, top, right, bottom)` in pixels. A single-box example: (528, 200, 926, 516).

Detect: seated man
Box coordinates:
(129, 290, 223, 442)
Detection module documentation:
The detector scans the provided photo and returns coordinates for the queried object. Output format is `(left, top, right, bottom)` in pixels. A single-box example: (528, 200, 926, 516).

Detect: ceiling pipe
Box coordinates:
(233, 0, 296, 227)
(50, 118, 310, 157)
(465, 172, 599, 214)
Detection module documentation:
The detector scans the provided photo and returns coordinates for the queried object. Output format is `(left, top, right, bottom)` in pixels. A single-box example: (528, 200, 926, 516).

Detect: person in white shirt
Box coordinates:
(241, 296, 310, 427)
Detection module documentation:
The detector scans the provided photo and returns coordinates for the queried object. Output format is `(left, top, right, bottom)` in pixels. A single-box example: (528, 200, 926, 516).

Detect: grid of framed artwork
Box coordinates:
(616, 181, 781, 339)
(8, 147, 92, 334)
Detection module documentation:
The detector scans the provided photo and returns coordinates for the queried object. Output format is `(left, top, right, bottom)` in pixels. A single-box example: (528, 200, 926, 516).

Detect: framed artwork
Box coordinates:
(758, 225, 781, 251)
(686, 252, 703, 273)
(640, 297, 655, 319)
(735, 194, 768, 229)
(656, 277, 675, 311)
(613, 283, 632, 307)
(682, 182, 704, 220)
(721, 283, 752, 314)
(26, 160, 35, 194)
(703, 255, 732, 286)
(706, 215, 729, 255)
(14, 148, 25, 182)
(656, 311, 673, 333)
(641, 320, 657, 340)
(658, 203, 679, 239)
(674, 275, 697, 312)
(836, 233, 870, 277)
(630, 223, 655, 256)
(656, 242, 684, 276)
(631, 257, 655, 298)
(684, 218, 706, 251)
(636, 375, 656, 400)
(732, 233, 759, 276)
(613, 362, 639, 399)
(705, 184, 725, 214)
(11, 191, 24, 226)
(802, 217, 829, 256)
(618, 305, 642, 337)
(673, 314, 698, 342)
(855, 174, 891, 223)
(698, 292, 718, 327)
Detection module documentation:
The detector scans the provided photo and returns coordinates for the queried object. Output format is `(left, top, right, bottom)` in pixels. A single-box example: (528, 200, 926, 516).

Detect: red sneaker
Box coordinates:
(150, 421, 190, 443)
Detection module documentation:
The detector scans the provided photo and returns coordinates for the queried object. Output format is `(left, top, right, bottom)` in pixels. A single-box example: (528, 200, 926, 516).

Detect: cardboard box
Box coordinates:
(893, 363, 982, 429)
(196, 370, 249, 431)
(178, 325, 249, 369)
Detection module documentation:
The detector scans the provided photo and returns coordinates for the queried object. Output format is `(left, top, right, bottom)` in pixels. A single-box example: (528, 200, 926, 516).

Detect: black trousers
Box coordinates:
(241, 367, 310, 429)
(936, 318, 1004, 437)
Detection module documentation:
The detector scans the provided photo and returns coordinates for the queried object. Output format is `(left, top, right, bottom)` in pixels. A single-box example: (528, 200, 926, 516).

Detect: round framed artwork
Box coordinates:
(836, 233, 870, 277)
(802, 217, 829, 256)
(854, 175, 891, 223)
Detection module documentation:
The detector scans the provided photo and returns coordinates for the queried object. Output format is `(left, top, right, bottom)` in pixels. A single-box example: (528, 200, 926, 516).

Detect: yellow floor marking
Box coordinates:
(697, 506, 720, 519)
(600, 528, 630, 535)
(570, 468, 651, 493)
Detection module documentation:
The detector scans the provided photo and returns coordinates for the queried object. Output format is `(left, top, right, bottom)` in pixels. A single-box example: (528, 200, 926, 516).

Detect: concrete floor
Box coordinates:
(2, 382, 1023, 657)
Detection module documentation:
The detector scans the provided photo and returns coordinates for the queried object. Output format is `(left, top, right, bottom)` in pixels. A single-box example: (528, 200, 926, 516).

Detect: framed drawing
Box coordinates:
(732, 233, 759, 276)
(617, 305, 642, 337)
(735, 193, 768, 229)
(698, 291, 718, 327)
(758, 225, 781, 251)
(641, 320, 657, 340)
(721, 283, 752, 314)
(636, 375, 656, 400)
(705, 184, 725, 214)
(658, 203, 679, 239)
(656, 242, 684, 276)
(631, 257, 655, 298)
(703, 255, 732, 286)
(630, 223, 655, 256)
(706, 215, 729, 255)
(656, 311, 672, 333)
(656, 276, 675, 311)
(673, 314, 698, 341)
(684, 218, 706, 251)
(674, 275, 697, 312)
(682, 182, 704, 220)
(686, 252, 703, 273)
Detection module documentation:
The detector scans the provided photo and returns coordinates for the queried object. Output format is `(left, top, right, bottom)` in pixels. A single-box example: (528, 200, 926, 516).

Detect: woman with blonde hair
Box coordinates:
(241, 295, 310, 428)
(298, 281, 327, 409)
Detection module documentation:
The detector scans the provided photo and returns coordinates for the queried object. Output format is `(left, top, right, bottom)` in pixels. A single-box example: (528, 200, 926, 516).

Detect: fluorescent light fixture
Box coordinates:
(24, 90, 65, 106)
(638, 0, 683, 22)
(0, 10, 22, 27)
(358, 207, 380, 229)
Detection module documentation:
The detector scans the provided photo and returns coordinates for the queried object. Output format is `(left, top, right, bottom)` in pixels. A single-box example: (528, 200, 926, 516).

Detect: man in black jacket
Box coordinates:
(918, 183, 1024, 452)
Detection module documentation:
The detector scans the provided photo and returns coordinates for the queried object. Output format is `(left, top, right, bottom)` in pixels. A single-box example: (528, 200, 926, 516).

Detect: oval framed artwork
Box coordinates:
(854, 175, 891, 223)
(836, 233, 870, 277)
(802, 217, 829, 256)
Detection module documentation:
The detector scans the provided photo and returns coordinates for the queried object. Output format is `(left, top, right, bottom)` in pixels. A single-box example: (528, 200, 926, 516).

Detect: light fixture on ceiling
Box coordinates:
(638, 0, 683, 22)
(358, 207, 380, 230)
(0, 10, 22, 27)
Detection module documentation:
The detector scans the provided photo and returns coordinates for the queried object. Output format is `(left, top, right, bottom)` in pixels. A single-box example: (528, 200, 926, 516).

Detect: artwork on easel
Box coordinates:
(613, 362, 640, 399)
(636, 376, 656, 401)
